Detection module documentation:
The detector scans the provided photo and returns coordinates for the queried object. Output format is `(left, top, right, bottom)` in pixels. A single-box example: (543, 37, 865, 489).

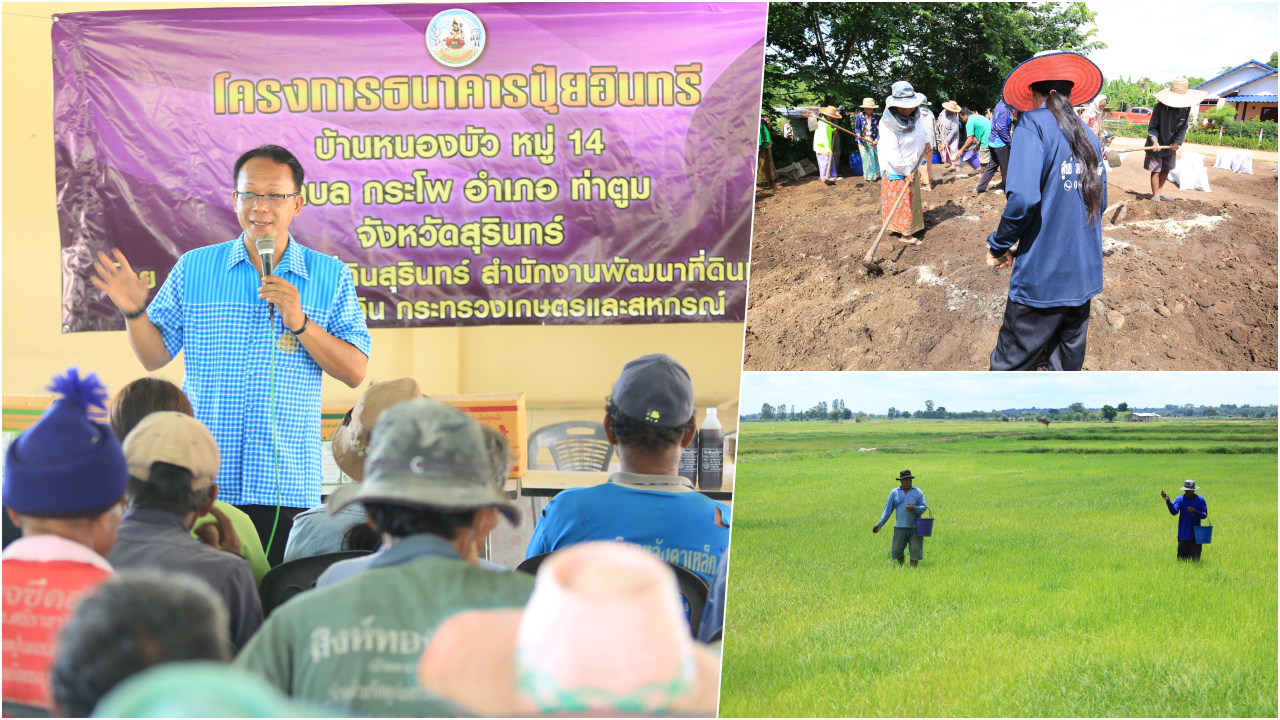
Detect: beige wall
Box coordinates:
(2, 2, 744, 432)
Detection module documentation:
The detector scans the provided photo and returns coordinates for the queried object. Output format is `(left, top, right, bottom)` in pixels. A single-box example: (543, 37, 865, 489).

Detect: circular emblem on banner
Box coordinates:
(277, 331, 300, 353)
(425, 9, 486, 68)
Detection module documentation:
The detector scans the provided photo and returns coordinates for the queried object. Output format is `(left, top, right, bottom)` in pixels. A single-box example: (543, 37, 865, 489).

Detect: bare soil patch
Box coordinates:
(743, 157, 1278, 370)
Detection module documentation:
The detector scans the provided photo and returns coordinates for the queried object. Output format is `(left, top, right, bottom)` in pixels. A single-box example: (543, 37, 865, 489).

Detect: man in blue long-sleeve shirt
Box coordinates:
(872, 470, 928, 566)
(1162, 480, 1208, 561)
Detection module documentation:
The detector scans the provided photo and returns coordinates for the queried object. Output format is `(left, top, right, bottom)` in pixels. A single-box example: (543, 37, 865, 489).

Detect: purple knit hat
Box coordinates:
(2, 369, 128, 515)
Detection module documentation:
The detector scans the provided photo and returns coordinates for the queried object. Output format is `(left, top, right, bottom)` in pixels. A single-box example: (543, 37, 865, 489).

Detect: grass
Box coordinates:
(720, 420, 1278, 717)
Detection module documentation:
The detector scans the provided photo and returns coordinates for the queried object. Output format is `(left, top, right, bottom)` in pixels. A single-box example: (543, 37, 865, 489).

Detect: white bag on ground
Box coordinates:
(1212, 148, 1254, 174)
(1170, 151, 1211, 192)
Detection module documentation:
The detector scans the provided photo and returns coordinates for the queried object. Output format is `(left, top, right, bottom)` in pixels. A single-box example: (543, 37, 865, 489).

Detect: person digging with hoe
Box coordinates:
(873, 470, 928, 567)
(1146, 78, 1207, 202)
(1162, 480, 1208, 561)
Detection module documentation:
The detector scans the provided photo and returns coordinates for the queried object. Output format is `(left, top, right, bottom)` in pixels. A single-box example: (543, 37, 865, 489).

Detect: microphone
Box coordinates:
(255, 234, 275, 318)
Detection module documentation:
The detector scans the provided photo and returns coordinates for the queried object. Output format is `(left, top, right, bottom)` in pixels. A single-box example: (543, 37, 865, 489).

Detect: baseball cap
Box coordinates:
(610, 354, 695, 428)
(327, 398, 520, 525)
(123, 411, 221, 490)
(331, 378, 423, 481)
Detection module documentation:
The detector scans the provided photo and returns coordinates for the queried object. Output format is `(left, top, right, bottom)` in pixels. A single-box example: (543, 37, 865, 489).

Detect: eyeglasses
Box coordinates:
(233, 191, 301, 206)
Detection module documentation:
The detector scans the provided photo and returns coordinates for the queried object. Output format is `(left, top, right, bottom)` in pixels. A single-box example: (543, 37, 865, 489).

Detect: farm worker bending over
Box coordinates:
(985, 50, 1107, 371)
(872, 469, 928, 567)
(1162, 479, 1208, 561)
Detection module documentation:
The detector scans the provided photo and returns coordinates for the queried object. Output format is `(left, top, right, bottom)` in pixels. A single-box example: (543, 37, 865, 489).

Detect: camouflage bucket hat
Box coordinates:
(326, 397, 520, 525)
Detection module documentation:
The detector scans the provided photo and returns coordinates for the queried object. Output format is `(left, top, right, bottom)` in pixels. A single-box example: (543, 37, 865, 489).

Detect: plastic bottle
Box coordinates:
(698, 408, 724, 490)
(678, 419, 699, 485)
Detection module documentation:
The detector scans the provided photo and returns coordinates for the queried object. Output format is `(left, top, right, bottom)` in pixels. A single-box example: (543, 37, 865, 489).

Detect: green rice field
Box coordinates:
(720, 419, 1278, 717)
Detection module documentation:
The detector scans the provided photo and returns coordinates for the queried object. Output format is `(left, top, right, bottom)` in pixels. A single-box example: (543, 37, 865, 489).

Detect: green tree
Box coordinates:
(925, 400, 935, 412)
(842, 408, 854, 420)
(1204, 408, 1219, 416)
(1101, 405, 1117, 422)
(855, 410, 868, 423)
(764, 2, 1105, 113)
(888, 406, 898, 419)
(829, 409, 841, 422)
(761, 403, 774, 420)
(1117, 402, 1129, 412)
(1269, 51, 1277, 68)
(1069, 402, 1086, 413)
(937, 406, 946, 413)
(901, 411, 911, 418)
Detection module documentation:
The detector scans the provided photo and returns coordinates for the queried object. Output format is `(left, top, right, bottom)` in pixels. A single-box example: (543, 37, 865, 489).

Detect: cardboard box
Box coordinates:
(322, 392, 527, 480)
(433, 393, 527, 479)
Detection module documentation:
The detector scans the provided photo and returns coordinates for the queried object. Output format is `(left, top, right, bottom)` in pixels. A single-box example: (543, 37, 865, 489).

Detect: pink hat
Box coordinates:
(417, 542, 720, 716)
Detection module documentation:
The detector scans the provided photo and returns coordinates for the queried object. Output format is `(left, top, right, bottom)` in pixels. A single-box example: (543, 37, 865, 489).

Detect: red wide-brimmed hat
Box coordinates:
(1001, 50, 1103, 112)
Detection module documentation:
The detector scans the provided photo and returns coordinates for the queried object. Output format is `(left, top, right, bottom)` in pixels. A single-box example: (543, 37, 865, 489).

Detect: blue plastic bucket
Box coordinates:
(916, 510, 933, 537)
(850, 152, 864, 176)
(932, 151, 942, 164)
(1193, 523, 1212, 544)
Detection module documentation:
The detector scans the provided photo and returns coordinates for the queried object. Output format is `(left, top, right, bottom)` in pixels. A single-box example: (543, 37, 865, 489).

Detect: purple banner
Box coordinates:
(53, 3, 765, 331)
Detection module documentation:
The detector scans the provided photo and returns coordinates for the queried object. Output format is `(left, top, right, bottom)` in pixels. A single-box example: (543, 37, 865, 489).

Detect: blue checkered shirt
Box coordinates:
(147, 234, 371, 507)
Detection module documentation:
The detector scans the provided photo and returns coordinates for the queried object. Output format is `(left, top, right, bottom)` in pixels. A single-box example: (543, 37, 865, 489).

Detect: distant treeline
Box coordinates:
(742, 402, 1278, 422)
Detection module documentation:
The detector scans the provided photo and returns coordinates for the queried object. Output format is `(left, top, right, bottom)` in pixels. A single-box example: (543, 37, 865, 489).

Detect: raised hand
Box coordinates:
(90, 249, 148, 315)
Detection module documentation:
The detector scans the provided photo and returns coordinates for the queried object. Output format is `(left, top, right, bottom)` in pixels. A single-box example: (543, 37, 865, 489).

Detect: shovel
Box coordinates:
(862, 160, 924, 274)
(1106, 143, 1174, 168)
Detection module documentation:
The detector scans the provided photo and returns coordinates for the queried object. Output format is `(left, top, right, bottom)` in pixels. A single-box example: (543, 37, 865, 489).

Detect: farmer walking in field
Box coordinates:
(872, 470, 928, 567)
(1162, 480, 1208, 561)
(985, 50, 1106, 371)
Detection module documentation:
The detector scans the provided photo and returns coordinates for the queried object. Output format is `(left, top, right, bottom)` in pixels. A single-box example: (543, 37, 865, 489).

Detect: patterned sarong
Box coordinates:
(938, 140, 960, 165)
(881, 172, 923, 236)
(860, 143, 880, 181)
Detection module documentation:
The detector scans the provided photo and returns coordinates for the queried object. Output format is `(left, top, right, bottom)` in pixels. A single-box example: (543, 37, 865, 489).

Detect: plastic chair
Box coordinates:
(259, 551, 370, 616)
(527, 422, 614, 472)
(516, 551, 710, 637)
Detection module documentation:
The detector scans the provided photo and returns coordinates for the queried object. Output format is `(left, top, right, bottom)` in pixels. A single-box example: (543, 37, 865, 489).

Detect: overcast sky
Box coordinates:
(740, 372, 1279, 413)
(1085, 2, 1277, 82)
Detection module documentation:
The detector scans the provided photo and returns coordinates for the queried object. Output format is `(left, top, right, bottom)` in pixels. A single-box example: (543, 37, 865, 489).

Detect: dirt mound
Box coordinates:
(744, 163, 1278, 371)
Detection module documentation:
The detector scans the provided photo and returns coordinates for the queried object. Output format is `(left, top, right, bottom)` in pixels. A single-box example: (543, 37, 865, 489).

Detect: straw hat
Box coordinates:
(942, 100, 961, 113)
(331, 378, 423, 481)
(1000, 49, 1103, 112)
(1155, 78, 1209, 108)
(417, 542, 721, 717)
(817, 105, 842, 119)
(859, 97, 879, 109)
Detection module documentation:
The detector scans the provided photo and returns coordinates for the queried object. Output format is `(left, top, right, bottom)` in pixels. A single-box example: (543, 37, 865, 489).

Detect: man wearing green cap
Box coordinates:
(235, 398, 532, 717)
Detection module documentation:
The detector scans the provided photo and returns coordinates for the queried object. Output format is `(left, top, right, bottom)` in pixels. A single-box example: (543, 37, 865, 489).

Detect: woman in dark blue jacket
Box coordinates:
(986, 50, 1106, 371)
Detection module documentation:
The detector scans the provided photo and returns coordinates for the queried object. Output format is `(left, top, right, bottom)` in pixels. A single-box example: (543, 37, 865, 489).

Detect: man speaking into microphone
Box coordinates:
(91, 145, 371, 566)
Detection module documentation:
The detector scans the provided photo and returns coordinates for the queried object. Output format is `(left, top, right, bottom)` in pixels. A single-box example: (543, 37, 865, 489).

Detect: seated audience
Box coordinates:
(282, 378, 423, 564)
(107, 412, 264, 650)
(526, 354, 731, 584)
(314, 422, 513, 588)
(419, 541, 720, 717)
(108, 377, 269, 585)
(49, 572, 231, 717)
(234, 398, 534, 717)
(1, 369, 127, 712)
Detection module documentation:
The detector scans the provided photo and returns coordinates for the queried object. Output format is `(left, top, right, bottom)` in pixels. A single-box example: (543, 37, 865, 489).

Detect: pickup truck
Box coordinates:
(1111, 106, 1153, 124)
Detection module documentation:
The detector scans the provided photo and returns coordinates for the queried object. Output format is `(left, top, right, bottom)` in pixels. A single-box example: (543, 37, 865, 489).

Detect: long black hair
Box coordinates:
(1030, 80, 1103, 225)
